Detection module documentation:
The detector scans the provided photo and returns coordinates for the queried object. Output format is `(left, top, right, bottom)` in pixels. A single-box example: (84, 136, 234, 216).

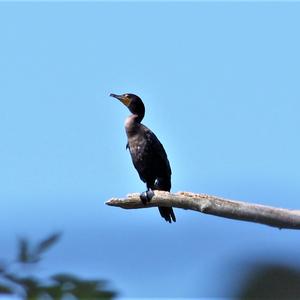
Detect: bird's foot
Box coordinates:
(140, 189, 154, 205)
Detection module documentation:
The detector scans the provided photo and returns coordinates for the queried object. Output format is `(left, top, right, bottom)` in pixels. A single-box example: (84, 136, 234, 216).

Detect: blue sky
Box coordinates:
(1, 1, 300, 299)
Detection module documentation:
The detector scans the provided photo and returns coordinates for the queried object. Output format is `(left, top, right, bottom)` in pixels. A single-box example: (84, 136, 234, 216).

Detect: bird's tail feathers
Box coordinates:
(158, 207, 176, 223)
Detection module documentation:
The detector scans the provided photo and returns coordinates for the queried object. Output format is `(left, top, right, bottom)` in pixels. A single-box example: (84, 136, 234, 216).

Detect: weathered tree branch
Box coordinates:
(106, 191, 300, 229)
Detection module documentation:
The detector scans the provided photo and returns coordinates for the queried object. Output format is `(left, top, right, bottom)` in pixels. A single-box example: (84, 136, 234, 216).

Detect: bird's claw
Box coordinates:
(140, 189, 154, 205)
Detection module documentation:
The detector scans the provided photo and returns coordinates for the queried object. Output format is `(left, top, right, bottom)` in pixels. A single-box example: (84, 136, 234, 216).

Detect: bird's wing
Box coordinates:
(144, 127, 172, 177)
(127, 124, 171, 184)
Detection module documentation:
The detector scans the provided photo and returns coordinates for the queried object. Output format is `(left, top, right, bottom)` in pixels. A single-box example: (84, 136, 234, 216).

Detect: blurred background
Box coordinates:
(1, 1, 300, 299)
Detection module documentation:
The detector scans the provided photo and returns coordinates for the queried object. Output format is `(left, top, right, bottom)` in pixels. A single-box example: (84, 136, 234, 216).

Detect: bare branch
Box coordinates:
(106, 191, 300, 229)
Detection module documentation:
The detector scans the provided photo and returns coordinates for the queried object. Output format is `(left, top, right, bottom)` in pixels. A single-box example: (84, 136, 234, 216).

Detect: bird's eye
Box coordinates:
(124, 94, 129, 98)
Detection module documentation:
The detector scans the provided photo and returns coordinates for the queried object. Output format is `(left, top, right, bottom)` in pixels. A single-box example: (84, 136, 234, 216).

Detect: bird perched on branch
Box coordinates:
(110, 93, 176, 223)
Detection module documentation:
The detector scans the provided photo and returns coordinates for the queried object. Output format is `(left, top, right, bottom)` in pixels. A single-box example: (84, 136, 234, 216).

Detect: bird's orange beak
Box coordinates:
(110, 93, 131, 107)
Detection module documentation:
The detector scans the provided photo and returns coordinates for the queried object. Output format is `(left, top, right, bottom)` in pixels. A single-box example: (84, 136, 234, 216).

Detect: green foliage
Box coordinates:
(17, 233, 62, 265)
(238, 263, 300, 300)
(0, 284, 13, 294)
(18, 238, 31, 263)
(34, 233, 61, 258)
(0, 233, 117, 300)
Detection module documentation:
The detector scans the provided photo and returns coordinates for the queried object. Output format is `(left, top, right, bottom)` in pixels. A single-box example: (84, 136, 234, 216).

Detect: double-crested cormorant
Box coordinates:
(110, 93, 176, 223)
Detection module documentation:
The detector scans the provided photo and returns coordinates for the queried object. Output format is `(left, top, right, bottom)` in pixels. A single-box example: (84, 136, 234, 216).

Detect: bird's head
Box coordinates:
(110, 93, 145, 120)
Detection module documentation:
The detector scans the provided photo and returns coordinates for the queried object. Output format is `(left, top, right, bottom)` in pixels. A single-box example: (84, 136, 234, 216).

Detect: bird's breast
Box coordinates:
(127, 135, 145, 155)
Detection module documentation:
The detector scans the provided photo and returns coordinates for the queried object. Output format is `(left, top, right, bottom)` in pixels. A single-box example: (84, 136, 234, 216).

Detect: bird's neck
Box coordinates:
(125, 114, 143, 136)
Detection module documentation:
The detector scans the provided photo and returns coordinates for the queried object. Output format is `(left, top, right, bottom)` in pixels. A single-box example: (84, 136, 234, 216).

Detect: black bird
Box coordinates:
(110, 93, 176, 223)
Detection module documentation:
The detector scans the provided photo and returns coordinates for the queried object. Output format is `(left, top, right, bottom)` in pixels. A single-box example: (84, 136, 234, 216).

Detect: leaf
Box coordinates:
(17, 237, 41, 264)
(51, 273, 79, 285)
(71, 279, 117, 299)
(2, 272, 21, 284)
(40, 284, 64, 298)
(0, 284, 13, 295)
(0, 261, 7, 273)
(35, 232, 61, 256)
(18, 277, 44, 299)
(17, 238, 29, 263)
(51, 274, 117, 299)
